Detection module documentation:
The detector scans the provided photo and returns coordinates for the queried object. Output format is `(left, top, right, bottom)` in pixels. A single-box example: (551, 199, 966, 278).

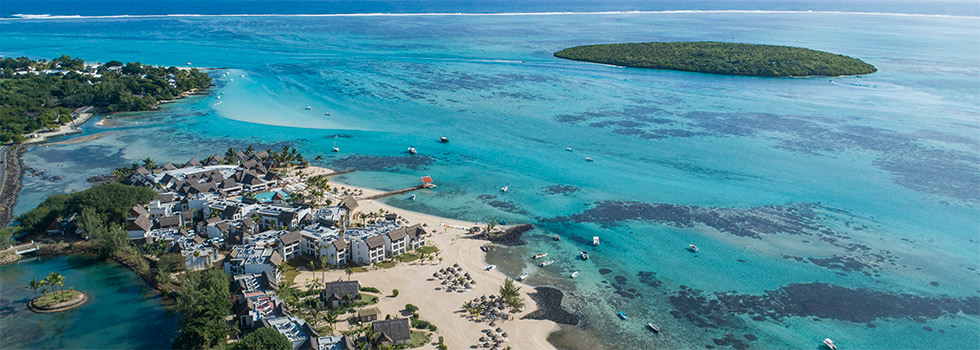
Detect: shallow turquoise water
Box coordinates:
(0, 255, 179, 349)
(2, 10, 978, 350)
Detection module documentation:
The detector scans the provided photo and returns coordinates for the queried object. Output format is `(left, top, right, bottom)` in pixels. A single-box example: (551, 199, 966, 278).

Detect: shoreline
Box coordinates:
(28, 290, 91, 313)
(295, 165, 561, 350)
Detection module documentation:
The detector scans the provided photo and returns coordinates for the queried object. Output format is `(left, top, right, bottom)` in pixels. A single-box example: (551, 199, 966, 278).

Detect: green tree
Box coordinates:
(499, 278, 524, 311)
(25, 278, 43, 296)
(158, 253, 187, 273)
(345, 267, 353, 281)
(46, 272, 64, 293)
(172, 269, 232, 349)
(234, 327, 291, 350)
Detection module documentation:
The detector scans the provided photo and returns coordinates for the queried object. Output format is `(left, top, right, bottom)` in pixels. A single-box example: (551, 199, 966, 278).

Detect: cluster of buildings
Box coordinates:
(117, 153, 424, 348)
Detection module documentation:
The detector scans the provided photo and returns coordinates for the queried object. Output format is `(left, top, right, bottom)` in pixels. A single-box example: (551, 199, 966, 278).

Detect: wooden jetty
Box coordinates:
(359, 183, 436, 200)
(322, 168, 356, 177)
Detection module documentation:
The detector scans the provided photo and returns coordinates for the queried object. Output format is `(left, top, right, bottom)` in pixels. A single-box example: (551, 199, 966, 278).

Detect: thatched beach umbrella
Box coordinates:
(480, 336, 488, 342)
(502, 332, 509, 338)
(489, 321, 496, 327)
(496, 327, 503, 333)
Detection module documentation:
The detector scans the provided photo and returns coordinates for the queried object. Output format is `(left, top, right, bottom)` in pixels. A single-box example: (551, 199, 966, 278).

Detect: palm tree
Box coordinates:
(142, 157, 155, 170)
(320, 253, 328, 284)
(345, 267, 353, 281)
(46, 272, 64, 294)
(485, 220, 497, 235)
(224, 147, 236, 162)
(325, 311, 338, 335)
(25, 278, 43, 296)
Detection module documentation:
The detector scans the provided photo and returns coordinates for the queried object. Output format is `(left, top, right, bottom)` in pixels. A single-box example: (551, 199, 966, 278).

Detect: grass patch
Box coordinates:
(416, 246, 439, 255)
(359, 293, 379, 305)
(350, 266, 369, 273)
(376, 261, 397, 269)
(33, 290, 81, 308)
(282, 259, 309, 285)
(407, 331, 431, 348)
(396, 253, 419, 263)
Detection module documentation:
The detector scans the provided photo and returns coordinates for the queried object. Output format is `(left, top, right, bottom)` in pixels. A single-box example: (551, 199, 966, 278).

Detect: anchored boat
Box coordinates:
(823, 338, 837, 350)
(648, 322, 661, 333)
(518, 273, 528, 281)
(593, 236, 600, 246)
(688, 244, 699, 252)
(571, 271, 579, 278)
(581, 251, 589, 260)
(618, 311, 628, 320)
(408, 147, 417, 154)
(533, 253, 548, 259)
(539, 260, 555, 267)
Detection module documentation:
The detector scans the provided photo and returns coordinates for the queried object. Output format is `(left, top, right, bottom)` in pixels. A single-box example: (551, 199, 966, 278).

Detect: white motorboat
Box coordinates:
(332, 146, 339, 152)
(533, 253, 548, 259)
(566, 147, 573, 151)
(501, 186, 509, 192)
(689, 244, 699, 252)
(539, 260, 555, 267)
(485, 264, 496, 271)
(571, 271, 579, 278)
(823, 338, 837, 350)
(593, 236, 600, 246)
(648, 322, 661, 333)
(518, 273, 528, 281)
(586, 157, 594, 162)
(408, 147, 418, 154)
(306, 106, 312, 110)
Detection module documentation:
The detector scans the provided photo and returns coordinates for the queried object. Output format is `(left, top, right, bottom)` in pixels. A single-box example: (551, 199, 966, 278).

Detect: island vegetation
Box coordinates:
(0, 55, 212, 143)
(554, 42, 877, 77)
(25, 271, 87, 312)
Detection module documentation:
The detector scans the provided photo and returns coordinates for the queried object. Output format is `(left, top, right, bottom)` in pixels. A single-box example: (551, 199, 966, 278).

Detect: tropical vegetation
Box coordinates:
(0, 55, 212, 143)
(172, 269, 232, 349)
(234, 327, 291, 350)
(554, 42, 877, 77)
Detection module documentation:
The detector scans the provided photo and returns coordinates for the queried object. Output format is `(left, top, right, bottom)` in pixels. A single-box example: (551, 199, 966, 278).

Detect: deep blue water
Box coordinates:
(2, 1, 979, 349)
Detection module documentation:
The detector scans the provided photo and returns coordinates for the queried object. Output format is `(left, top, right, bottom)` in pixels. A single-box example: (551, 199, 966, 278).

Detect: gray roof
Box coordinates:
(339, 196, 359, 211)
(279, 230, 302, 245)
(365, 235, 386, 249)
(157, 215, 181, 228)
(372, 318, 411, 342)
(405, 224, 427, 239)
(332, 239, 348, 251)
(387, 227, 408, 241)
(320, 281, 360, 301)
(154, 193, 176, 203)
(128, 214, 152, 232)
(184, 157, 202, 167)
(161, 162, 177, 171)
(129, 205, 148, 218)
(269, 251, 284, 266)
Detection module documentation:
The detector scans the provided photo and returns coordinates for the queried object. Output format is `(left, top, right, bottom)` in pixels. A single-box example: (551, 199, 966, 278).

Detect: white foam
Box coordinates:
(3, 10, 977, 21)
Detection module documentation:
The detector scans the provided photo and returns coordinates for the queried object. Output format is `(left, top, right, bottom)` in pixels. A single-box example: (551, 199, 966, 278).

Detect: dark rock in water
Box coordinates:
(323, 134, 353, 139)
(930, 281, 941, 287)
(542, 184, 580, 195)
(522, 287, 579, 325)
(470, 224, 533, 246)
(737, 259, 746, 263)
(808, 255, 870, 272)
(614, 276, 627, 284)
(744, 334, 757, 341)
(599, 268, 613, 275)
(923, 326, 933, 332)
(87, 174, 116, 185)
(637, 271, 663, 288)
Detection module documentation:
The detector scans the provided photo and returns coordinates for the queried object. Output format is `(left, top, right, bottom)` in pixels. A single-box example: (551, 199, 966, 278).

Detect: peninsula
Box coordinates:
(554, 42, 877, 77)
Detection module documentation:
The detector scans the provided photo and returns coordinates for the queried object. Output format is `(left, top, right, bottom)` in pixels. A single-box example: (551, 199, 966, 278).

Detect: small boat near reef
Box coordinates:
(539, 260, 555, 267)
(533, 253, 548, 259)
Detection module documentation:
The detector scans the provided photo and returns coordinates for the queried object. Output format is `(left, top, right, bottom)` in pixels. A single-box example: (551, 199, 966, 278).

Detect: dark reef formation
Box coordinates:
(668, 282, 980, 329)
(329, 154, 434, 171)
(522, 287, 580, 325)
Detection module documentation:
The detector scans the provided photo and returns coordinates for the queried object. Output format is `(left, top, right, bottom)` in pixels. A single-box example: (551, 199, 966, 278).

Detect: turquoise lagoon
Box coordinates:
(0, 255, 178, 349)
(2, 8, 979, 350)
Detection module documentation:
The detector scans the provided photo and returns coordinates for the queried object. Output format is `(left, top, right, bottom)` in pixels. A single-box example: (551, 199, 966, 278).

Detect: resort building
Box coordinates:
(371, 318, 412, 346)
(319, 281, 361, 308)
(260, 315, 319, 350)
(225, 246, 283, 285)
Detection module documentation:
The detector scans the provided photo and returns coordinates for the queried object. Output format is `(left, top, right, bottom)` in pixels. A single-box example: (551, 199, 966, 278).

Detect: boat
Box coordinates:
(533, 253, 548, 259)
(554, 234, 560, 241)
(648, 322, 661, 333)
(618, 311, 628, 320)
(305, 106, 312, 110)
(593, 236, 600, 246)
(500, 186, 509, 192)
(539, 260, 555, 267)
(324, 112, 331, 116)
(408, 147, 417, 154)
(409, 194, 416, 201)
(571, 271, 579, 278)
(241, 74, 245, 77)
(332, 146, 340, 152)
(566, 147, 573, 151)
(480, 244, 489, 252)
(580, 251, 589, 260)
(688, 244, 699, 252)
(586, 157, 594, 162)
(485, 264, 496, 271)
(823, 338, 837, 350)
(440, 136, 449, 143)
(518, 273, 529, 281)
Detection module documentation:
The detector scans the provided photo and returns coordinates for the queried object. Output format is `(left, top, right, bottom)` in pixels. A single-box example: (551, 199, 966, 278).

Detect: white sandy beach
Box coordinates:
(293, 166, 558, 350)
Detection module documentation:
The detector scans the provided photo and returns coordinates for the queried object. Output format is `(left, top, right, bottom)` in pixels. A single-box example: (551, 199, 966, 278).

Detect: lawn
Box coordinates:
(396, 253, 418, 263)
(359, 293, 379, 305)
(407, 331, 431, 348)
(375, 261, 397, 269)
(282, 258, 310, 284)
(416, 246, 439, 255)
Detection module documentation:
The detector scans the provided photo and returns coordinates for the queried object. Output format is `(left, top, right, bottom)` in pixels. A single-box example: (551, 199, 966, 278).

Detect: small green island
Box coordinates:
(554, 42, 877, 77)
(26, 272, 88, 313)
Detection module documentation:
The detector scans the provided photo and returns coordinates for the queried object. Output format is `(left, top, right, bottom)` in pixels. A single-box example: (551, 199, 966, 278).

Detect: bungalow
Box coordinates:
(184, 157, 202, 168)
(319, 281, 361, 308)
(357, 307, 381, 323)
(127, 214, 153, 239)
(224, 246, 283, 285)
(372, 318, 411, 346)
(404, 224, 428, 250)
(261, 315, 318, 350)
(235, 291, 286, 330)
(157, 215, 183, 229)
(45, 221, 62, 235)
(277, 230, 302, 261)
(127, 204, 149, 222)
